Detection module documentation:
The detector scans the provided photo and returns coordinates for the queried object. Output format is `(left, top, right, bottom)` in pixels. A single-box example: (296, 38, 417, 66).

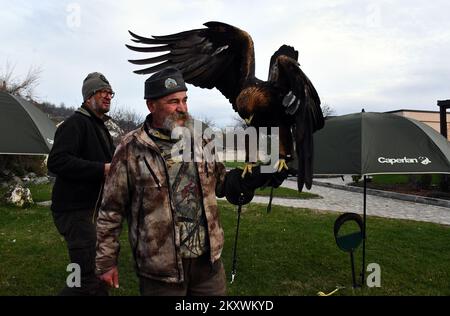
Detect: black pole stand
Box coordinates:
(267, 187, 274, 213)
(361, 175, 367, 287)
(350, 251, 359, 288)
(230, 196, 244, 284)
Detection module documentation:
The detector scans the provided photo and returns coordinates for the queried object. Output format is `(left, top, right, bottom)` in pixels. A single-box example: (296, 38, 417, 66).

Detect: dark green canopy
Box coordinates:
(313, 112, 450, 176)
(312, 111, 450, 288)
(0, 91, 56, 155)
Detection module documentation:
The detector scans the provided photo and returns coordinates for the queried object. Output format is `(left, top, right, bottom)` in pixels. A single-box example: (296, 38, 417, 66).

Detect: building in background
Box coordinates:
(386, 109, 450, 141)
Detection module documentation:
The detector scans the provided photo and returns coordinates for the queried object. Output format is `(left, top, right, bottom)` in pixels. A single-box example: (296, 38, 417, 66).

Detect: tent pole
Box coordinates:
(361, 175, 367, 287)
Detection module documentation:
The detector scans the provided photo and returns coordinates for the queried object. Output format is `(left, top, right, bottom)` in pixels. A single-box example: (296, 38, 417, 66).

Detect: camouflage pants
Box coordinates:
(139, 254, 226, 296)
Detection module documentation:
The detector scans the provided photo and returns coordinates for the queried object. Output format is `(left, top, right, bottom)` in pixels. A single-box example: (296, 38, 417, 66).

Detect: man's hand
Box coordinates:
(104, 163, 111, 176)
(268, 168, 289, 188)
(241, 165, 288, 190)
(224, 166, 289, 206)
(98, 266, 119, 288)
(224, 168, 255, 205)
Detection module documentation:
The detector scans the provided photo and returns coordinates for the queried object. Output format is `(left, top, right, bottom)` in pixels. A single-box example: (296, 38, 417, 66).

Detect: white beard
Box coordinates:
(162, 112, 192, 132)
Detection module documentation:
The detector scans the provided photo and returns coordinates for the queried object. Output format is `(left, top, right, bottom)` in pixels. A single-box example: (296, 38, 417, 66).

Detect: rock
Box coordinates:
(0, 169, 12, 177)
(11, 176, 24, 186)
(33, 176, 50, 185)
(22, 177, 31, 182)
(36, 201, 52, 207)
(27, 172, 37, 178)
(4, 184, 33, 208)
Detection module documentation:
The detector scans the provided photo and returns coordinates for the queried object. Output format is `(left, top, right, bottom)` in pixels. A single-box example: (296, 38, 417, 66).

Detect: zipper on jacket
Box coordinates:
(132, 187, 145, 265)
(204, 162, 209, 177)
(159, 154, 182, 282)
(142, 156, 162, 190)
(194, 161, 212, 263)
(141, 127, 182, 281)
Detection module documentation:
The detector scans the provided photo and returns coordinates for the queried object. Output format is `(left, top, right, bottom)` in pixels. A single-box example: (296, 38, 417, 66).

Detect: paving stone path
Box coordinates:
(245, 178, 450, 226)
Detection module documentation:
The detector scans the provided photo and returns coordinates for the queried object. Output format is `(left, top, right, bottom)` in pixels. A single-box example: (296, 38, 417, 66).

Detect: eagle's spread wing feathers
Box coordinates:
(127, 22, 256, 108)
(127, 25, 325, 192)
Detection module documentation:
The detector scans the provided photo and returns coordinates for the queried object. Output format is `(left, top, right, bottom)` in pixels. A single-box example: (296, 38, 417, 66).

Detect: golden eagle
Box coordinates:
(126, 21, 324, 191)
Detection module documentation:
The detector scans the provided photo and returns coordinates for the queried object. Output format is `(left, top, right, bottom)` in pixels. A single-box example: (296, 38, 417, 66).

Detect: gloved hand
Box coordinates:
(267, 167, 289, 188)
(241, 165, 289, 189)
(224, 168, 255, 205)
(224, 166, 289, 205)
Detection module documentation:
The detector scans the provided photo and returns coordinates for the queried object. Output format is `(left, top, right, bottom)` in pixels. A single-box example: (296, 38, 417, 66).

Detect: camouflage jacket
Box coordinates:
(95, 124, 227, 283)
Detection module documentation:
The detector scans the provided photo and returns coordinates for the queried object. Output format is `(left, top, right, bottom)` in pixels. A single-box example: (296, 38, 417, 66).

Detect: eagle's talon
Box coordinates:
(274, 159, 289, 173)
(244, 114, 254, 125)
(241, 163, 256, 178)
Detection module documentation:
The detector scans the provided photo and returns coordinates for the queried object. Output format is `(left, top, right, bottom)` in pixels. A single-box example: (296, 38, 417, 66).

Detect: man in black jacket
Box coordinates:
(47, 72, 116, 296)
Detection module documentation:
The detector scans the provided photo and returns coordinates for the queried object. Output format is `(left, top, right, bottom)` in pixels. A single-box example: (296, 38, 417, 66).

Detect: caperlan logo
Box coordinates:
(419, 157, 432, 165)
(47, 138, 54, 145)
(378, 157, 431, 165)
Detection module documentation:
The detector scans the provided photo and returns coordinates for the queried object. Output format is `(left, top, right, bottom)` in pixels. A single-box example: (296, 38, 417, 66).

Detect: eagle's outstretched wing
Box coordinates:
(269, 47, 324, 191)
(127, 21, 255, 109)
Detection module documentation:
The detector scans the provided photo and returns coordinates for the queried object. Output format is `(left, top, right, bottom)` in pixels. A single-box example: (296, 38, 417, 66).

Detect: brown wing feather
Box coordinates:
(126, 22, 256, 109)
(270, 53, 324, 191)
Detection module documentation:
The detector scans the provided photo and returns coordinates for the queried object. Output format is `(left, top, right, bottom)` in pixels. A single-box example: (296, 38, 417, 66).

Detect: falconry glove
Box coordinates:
(224, 166, 288, 205)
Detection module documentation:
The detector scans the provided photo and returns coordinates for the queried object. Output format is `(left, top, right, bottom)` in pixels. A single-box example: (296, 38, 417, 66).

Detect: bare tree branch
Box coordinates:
(109, 107, 145, 133)
(231, 114, 247, 130)
(321, 103, 336, 118)
(0, 62, 42, 100)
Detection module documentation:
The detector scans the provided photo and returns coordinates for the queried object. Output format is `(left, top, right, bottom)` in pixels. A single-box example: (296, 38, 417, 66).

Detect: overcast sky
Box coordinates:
(1, 0, 450, 127)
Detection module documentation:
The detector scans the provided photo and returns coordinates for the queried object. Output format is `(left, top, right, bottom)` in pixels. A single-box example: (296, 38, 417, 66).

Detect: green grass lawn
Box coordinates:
(255, 186, 320, 199)
(370, 174, 441, 186)
(27, 183, 53, 202)
(371, 175, 410, 185)
(223, 161, 246, 169)
(1, 199, 449, 296)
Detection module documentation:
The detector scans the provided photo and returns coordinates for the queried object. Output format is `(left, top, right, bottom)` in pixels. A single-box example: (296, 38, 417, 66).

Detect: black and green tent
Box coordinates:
(312, 111, 450, 286)
(313, 111, 450, 176)
(0, 91, 56, 155)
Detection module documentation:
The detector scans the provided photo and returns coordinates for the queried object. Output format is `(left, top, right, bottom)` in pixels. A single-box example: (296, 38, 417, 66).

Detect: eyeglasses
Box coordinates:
(95, 89, 115, 99)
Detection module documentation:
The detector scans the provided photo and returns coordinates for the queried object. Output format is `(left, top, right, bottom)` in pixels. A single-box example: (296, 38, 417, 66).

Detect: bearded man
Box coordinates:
(95, 68, 287, 296)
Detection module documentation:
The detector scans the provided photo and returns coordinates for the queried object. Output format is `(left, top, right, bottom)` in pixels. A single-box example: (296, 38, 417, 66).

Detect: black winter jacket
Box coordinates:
(48, 106, 115, 212)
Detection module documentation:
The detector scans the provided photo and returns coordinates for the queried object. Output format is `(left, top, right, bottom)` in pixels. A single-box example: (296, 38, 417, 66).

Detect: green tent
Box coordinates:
(312, 111, 450, 287)
(313, 112, 450, 176)
(0, 91, 56, 155)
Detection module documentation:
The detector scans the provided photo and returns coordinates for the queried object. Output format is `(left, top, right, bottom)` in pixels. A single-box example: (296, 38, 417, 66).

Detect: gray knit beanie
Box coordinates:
(82, 72, 112, 101)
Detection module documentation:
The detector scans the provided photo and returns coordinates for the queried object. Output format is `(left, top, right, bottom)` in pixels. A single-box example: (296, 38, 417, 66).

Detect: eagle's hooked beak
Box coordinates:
(244, 114, 254, 125)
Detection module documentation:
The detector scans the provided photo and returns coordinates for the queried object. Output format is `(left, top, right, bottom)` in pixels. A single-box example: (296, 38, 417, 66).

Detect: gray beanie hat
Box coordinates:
(144, 67, 187, 100)
(82, 72, 112, 101)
